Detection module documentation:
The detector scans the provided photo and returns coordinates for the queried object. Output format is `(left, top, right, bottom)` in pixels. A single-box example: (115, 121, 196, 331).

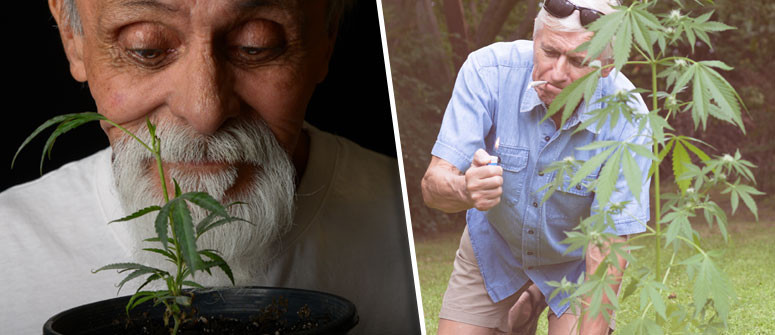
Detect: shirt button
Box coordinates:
(528, 230, 534, 234)
(532, 202, 538, 207)
(527, 251, 534, 256)
(544, 136, 550, 141)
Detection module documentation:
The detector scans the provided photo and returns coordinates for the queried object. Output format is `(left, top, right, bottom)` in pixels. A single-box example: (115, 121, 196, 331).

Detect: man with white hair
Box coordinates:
(0, 0, 419, 334)
(422, 0, 651, 334)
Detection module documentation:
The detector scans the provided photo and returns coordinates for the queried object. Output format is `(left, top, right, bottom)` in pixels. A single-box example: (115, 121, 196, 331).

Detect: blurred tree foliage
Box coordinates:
(384, 0, 774, 234)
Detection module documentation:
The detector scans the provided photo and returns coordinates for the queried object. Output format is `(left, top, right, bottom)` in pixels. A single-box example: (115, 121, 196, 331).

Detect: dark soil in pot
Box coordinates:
(43, 287, 358, 334)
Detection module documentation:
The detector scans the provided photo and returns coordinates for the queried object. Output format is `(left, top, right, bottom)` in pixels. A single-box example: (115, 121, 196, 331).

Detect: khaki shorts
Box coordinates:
(439, 226, 533, 332)
(439, 226, 618, 333)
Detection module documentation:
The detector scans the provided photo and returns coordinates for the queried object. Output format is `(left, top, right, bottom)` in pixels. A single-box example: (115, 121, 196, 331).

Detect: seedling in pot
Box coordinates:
(13, 112, 248, 334)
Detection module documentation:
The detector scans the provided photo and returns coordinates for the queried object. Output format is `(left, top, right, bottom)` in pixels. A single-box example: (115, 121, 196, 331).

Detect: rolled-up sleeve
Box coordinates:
(432, 53, 498, 173)
(597, 78, 653, 236)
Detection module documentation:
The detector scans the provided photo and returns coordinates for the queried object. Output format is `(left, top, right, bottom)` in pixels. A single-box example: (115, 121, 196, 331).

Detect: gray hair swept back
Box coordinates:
(533, 0, 619, 59)
(61, 0, 355, 35)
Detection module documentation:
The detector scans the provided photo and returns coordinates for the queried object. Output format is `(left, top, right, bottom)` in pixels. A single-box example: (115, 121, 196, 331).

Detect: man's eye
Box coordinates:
(241, 47, 264, 55)
(231, 45, 284, 65)
(127, 48, 171, 67)
(133, 49, 163, 59)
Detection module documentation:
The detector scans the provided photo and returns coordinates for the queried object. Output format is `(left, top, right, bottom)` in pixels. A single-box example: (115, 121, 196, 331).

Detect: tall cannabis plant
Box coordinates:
(541, 0, 762, 333)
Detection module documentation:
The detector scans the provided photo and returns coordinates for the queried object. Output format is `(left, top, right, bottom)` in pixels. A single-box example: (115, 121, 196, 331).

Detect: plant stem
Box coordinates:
(104, 120, 153, 153)
(651, 60, 663, 279)
(171, 316, 181, 335)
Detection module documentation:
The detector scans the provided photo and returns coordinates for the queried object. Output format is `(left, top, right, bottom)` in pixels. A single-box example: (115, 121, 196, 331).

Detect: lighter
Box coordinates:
(488, 137, 500, 166)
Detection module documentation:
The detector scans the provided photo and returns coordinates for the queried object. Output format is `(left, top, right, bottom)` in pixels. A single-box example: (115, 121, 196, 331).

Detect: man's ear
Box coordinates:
(49, 0, 87, 83)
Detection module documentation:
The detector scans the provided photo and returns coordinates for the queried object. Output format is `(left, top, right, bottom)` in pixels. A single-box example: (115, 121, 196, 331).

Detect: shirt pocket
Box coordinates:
(558, 172, 596, 197)
(546, 169, 597, 221)
(498, 146, 529, 201)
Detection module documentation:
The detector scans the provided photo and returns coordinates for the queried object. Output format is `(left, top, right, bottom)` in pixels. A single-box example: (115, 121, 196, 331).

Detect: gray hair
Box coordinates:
(533, 0, 619, 59)
(62, 0, 354, 35)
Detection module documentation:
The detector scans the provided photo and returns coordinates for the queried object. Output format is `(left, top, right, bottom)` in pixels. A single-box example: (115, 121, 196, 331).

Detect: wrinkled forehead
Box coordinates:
(81, 0, 314, 29)
(536, 26, 594, 55)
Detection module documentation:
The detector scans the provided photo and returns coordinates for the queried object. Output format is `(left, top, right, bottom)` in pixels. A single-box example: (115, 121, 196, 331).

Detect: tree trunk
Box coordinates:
(443, 0, 470, 71)
(510, 0, 539, 41)
(415, 0, 454, 86)
(473, 0, 522, 49)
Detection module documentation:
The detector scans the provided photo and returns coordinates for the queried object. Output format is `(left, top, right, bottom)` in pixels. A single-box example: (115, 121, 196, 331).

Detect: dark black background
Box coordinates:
(1, 0, 396, 191)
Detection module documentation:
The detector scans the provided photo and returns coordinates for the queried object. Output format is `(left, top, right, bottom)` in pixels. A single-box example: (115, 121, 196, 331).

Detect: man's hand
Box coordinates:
(579, 236, 628, 335)
(465, 149, 503, 211)
(421, 150, 503, 213)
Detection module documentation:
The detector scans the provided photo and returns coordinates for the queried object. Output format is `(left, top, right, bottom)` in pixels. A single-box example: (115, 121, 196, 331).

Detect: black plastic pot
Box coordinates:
(43, 286, 358, 334)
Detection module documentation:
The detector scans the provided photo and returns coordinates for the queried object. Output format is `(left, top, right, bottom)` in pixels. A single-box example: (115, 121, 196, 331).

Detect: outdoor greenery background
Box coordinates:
(384, 0, 774, 234)
(384, 0, 774, 332)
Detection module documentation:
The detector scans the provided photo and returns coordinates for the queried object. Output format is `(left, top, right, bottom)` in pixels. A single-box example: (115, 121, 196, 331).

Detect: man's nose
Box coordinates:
(549, 56, 570, 85)
(174, 46, 239, 135)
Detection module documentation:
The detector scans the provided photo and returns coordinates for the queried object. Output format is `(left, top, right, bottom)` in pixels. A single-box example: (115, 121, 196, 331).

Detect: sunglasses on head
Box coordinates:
(543, 0, 604, 26)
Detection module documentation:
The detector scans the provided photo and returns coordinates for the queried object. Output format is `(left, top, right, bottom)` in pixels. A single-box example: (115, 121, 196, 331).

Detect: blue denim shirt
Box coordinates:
(431, 40, 651, 316)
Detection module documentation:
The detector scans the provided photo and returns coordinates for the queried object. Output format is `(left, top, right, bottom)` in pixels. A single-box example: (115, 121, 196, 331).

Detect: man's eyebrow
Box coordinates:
(541, 45, 560, 54)
(116, 0, 179, 12)
(235, 0, 285, 10)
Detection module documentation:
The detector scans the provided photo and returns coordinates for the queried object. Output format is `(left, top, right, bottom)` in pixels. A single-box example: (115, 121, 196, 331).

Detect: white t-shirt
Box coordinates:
(0, 125, 419, 334)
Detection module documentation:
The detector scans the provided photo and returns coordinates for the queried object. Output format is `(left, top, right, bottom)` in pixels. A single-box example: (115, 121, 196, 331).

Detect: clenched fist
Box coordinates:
(465, 149, 503, 211)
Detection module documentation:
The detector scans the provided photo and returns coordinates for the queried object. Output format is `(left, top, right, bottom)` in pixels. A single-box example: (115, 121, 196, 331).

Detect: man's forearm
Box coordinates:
(421, 162, 471, 213)
(580, 236, 627, 335)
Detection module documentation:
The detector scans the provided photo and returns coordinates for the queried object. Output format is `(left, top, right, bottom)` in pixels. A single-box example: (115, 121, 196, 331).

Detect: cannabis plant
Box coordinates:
(13, 113, 245, 334)
(539, 0, 762, 333)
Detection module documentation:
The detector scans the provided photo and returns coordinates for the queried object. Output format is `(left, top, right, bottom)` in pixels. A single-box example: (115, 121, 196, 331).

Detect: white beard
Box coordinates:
(111, 118, 296, 287)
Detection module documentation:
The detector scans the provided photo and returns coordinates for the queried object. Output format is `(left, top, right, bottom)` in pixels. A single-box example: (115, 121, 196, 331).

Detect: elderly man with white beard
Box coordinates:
(0, 0, 419, 334)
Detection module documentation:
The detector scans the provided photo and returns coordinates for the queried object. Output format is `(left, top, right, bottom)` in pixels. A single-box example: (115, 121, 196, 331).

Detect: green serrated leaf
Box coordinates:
(116, 268, 157, 294)
(583, 8, 628, 60)
(671, 141, 692, 193)
(155, 202, 172, 251)
(93, 262, 160, 273)
(195, 212, 219, 237)
(621, 149, 643, 202)
(626, 142, 658, 161)
(136, 273, 163, 293)
(178, 192, 228, 218)
(142, 248, 176, 263)
(174, 179, 182, 198)
(110, 205, 162, 224)
(11, 112, 106, 174)
(200, 249, 235, 285)
(691, 254, 735, 324)
(679, 138, 710, 162)
(647, 283, 667, 320)
(596, 148, 622, 206)
(182, 280, 205, 289)
(126, 291, 157, 314)
(546, 70, 601, 127)
(571, 146, 616, 187)
(197, 217, 250, 240)
(614, 13, 633, 72)
(171, 201, 202, 275)
(630, 10, 655, 60)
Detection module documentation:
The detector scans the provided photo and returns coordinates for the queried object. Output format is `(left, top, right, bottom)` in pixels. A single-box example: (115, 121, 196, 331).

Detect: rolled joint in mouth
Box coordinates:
(527, 80, 549, 91)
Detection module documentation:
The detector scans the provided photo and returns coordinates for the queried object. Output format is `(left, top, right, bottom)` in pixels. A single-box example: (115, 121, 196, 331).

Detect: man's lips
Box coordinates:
(541, 82, 563, 94)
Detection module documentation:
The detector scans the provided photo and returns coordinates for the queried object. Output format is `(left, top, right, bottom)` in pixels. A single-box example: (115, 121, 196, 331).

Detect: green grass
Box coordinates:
(415, 202, 775, 334)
